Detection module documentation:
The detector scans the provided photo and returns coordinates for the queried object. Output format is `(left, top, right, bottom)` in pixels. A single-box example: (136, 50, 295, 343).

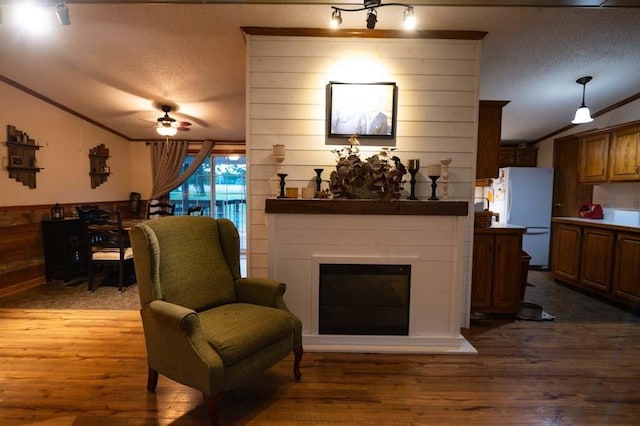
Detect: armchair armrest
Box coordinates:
(235, 277, 303, 348)
(141, 300, 225, 395)
(235, 277, 288, 310)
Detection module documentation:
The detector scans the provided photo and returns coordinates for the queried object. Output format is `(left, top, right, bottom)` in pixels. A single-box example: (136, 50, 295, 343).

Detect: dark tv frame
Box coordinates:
(326, 81, 398, 141)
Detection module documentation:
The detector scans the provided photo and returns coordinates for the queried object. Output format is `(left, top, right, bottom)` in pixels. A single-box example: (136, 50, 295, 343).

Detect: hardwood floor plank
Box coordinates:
(1, 308, 639, 425)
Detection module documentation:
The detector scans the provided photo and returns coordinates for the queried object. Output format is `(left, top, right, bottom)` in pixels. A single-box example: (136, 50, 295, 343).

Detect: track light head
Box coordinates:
(56, 2, 70, 26)
(366, 9, 377, 30)
(403, 7, 416, 30)
(330, 9, 342, 28)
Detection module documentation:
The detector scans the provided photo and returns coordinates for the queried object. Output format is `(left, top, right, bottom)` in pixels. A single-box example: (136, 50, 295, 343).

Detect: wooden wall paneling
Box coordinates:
(0, 201, 131, 296)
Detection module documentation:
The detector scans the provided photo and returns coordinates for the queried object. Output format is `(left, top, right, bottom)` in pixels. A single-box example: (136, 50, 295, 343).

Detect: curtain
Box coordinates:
(149, 139, 215, 200)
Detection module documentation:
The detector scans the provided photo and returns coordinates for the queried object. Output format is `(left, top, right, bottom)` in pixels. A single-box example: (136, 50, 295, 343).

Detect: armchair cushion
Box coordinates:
(199, 303, 296, 366)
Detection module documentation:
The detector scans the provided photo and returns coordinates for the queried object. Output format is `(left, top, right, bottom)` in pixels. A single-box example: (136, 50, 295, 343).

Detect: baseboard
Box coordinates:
(0, 277, 45, 298)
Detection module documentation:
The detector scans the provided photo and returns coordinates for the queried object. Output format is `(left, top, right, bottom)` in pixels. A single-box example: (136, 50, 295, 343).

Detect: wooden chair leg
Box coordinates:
(146, 367, 159, 393)
(88, 264, 95, 292)
(118, 263, 125, 293)
(293, 346, 303, 381)
(203, 392, 222, 426)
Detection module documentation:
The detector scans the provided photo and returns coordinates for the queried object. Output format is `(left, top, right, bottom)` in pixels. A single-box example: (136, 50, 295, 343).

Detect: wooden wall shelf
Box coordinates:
(5, 125, 43, 189)
(89, 144, 111, 188)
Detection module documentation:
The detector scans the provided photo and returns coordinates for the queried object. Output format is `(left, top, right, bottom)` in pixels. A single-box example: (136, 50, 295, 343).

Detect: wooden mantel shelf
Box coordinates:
(265, 199, 468, 216)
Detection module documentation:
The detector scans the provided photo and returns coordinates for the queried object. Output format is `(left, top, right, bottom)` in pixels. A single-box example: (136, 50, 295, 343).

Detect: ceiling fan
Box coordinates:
(155, 105, 191, 136)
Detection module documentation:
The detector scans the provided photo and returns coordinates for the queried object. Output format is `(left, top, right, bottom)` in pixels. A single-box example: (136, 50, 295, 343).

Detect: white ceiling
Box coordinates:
(1, 1, 639, 144)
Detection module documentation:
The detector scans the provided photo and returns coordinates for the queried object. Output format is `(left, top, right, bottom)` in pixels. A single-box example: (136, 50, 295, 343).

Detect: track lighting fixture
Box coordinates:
(571, 76, 594, 125)
(56, 2, 70, 26)
(330, 1, 416, 30)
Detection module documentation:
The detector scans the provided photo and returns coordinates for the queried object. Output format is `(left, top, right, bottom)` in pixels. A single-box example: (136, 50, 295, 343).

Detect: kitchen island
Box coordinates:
(552, 212, 640, 309)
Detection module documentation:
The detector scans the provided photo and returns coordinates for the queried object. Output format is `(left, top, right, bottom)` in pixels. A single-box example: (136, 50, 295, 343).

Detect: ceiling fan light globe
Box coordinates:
(157, 125, 178, 136)
(571, 106, 593, 124)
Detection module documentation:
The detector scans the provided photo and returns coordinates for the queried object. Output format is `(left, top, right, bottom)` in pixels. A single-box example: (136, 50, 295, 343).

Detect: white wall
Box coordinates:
(1, 81, 134, 207)
(245, 35, 481, 326)
(537, 97, 640, 210)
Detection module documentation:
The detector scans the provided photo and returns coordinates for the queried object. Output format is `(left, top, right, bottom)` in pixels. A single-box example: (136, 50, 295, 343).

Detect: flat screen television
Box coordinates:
(327, 81, 398, 141)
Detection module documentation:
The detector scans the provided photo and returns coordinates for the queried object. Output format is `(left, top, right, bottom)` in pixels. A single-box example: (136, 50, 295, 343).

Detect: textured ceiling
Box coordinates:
(0, 2, 639, 144)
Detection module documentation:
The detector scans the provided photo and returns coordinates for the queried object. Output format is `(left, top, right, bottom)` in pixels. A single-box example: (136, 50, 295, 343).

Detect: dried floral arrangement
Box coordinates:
(329, 136, 407, 201)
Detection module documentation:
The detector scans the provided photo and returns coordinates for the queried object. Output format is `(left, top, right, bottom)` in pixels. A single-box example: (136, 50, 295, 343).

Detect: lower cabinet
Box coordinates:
(42, 218, 86, 282)
(471, 227, 524, 315)
(612, 233, 640, 305)
(552, 219, 640, 309)
(552, 223, 582, 283)
(580, 227, 615, 293)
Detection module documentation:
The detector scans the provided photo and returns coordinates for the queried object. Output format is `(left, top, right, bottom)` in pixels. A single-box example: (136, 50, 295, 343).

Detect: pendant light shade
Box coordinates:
(571, 76, 594, 124)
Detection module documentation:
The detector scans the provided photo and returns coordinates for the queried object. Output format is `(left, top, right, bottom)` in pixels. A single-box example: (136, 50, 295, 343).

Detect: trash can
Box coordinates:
(520, 250, 531, 301)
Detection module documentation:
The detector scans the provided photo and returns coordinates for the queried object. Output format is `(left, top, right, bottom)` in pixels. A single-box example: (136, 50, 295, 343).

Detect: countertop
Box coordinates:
(474, 222, 526, 234)
(553, 210, 640, 232)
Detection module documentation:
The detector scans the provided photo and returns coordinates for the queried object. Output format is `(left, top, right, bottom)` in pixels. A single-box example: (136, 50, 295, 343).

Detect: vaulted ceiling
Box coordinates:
(1, 1, 639, 144)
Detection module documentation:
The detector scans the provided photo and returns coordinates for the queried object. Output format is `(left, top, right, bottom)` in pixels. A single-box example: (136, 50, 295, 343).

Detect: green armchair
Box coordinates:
(130, 216, 303, 425)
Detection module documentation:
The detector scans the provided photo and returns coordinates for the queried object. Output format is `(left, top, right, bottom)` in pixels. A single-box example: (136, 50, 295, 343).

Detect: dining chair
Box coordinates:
(147, 199, 175, 219)
(79, 207, 134, 292)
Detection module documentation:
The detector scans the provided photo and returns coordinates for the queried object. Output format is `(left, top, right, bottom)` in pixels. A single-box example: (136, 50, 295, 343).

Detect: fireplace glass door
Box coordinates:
(319, 264, 411, 336)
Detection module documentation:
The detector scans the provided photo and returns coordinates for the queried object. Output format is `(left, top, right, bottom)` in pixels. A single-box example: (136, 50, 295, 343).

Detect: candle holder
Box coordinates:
(273, 144, 285, 173)
(440, 158, 452, 200)
(408, 168, 419, 200)
(428, 175, 440, 200)
(314, 168, 323, 194)
(277, 173, 288, 199)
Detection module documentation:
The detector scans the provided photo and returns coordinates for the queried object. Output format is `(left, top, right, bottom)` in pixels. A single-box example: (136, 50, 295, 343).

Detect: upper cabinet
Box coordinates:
(578, 122, 640, 183)
(608, 126, 640, 181)
(579, 133, 610, 183)
(476, 100, 509, 180)
(499, 146, 538, 168)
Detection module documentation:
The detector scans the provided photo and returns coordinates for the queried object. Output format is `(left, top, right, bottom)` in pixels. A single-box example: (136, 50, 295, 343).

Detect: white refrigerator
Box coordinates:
(489, 167, 554, 267)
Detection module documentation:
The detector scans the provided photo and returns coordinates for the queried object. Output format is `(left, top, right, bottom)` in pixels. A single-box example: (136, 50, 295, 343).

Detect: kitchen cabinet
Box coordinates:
(476, 100, 509, 180)
(579, 227, 615, 293)
(499, 146, 538, 168)
(579, 133, 609, 183)
(608, 126, 640, 181)
(552, 218, 640, 309)
(471, 226, 524, 314)
(612, 232, 640, 305)
(551, 223, 582, 284)
(42, 218, 86, 282)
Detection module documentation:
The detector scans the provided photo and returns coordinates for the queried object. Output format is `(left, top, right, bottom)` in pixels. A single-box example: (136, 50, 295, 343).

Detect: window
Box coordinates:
(169, 154, 247, 272)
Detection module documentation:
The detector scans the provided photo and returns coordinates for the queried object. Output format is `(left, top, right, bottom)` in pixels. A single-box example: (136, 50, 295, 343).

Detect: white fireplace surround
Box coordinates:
(266, 206, 476, 354)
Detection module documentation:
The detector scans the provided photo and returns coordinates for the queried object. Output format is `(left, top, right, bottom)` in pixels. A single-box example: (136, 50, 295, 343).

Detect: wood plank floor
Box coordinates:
(1, 309, 639, 425)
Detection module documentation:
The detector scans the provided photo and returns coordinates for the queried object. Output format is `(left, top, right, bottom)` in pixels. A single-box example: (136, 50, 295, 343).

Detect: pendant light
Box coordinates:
(571, 76, 594, 124)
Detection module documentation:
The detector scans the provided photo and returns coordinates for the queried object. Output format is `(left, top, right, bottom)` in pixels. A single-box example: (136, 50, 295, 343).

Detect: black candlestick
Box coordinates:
(314, 168, 323, 194)
(277, 173, 288, 198)
(408, 169, 418, 200)
(428, 175, 439, 200)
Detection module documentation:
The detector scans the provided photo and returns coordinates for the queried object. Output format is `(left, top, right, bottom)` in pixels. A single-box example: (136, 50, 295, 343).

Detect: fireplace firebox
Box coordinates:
(319, 263, 411, 336)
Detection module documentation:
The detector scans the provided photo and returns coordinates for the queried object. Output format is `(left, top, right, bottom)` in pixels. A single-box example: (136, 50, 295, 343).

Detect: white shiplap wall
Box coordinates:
(245, 35, 480, 327)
